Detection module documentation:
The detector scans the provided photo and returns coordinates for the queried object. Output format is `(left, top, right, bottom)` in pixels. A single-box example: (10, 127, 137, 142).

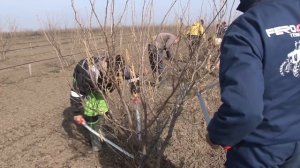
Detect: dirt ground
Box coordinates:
(0, 32, 225, 168)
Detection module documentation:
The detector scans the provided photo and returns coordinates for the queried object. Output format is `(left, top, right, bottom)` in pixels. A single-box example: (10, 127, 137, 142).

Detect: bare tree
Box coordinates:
(0, 21, 17, 60)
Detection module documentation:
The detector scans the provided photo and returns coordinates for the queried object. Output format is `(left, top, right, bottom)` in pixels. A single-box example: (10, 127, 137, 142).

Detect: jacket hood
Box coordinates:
(237, 0, 264, 12)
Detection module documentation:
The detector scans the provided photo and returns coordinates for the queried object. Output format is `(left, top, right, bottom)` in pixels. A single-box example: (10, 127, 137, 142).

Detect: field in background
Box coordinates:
(0, 26, 225, 168)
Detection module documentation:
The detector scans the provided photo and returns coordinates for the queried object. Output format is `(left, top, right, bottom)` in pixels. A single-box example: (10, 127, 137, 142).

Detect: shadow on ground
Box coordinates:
(61, 104, 179, 168)
(61, 106, 128, 167)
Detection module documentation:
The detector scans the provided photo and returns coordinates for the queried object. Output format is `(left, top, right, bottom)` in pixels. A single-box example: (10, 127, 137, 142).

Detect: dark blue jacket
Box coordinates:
(208, 0, 300, 147)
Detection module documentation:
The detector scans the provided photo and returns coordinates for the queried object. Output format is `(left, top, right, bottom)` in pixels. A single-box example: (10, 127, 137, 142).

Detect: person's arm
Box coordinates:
(207, 16, 264, 147)
(72, 61, 88, 122)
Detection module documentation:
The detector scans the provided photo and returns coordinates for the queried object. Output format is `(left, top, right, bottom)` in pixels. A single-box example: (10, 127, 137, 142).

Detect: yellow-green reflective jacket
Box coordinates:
(84, 92, 108, 117)
(186, 22, 205, 36)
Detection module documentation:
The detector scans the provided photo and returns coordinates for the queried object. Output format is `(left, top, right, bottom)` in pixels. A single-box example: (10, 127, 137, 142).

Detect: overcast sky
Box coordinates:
(0, 0, 239, 31)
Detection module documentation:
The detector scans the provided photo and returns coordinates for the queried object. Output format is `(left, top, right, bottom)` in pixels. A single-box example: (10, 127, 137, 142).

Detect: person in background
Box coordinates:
(70, 54, 140, 152)
(207, 0, 300, 167)
(148, 33, 179, 83)
(214, 21, 228, 46)
(216, 21, 228, 39)
(186, 20, 205, 56)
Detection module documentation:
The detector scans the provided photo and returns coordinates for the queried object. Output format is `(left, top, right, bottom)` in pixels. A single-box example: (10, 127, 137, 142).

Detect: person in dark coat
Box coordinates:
(207, 0, 300, 167)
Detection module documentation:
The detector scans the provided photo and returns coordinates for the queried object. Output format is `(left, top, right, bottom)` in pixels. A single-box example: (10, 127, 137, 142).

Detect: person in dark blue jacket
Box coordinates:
(207, 0, 300, 167)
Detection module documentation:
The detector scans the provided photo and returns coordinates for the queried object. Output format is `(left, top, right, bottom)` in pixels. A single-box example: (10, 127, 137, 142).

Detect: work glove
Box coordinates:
(206, 133, 232, 150)
(74, 115, 85, 125)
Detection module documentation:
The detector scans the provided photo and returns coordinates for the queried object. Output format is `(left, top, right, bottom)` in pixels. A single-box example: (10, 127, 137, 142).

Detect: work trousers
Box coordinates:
(148, 44, 171, 78)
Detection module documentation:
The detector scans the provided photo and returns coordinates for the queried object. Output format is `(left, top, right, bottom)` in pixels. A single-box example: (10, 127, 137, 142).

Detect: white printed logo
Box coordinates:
(266, 24, 300, 38)
(280, 41, 300, 77)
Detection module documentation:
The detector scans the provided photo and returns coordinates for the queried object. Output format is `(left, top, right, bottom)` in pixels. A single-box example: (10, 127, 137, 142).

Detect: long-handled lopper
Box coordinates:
(76, 117, 135, 159)
(196, 81, 231, 150)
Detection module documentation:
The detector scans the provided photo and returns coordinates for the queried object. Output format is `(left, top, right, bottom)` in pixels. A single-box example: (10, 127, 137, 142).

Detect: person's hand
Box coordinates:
(206, 133, 232, 150)
(73, 115, 85, 125)
(206, 133, 219, 149)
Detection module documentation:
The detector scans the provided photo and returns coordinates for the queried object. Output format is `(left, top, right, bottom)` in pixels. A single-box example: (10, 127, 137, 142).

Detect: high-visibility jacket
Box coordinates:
(186, 22, 204, 36)
(84, 92, 108, 118)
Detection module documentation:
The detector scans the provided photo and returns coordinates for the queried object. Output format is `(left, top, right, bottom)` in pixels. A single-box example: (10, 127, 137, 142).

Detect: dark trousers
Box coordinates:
(226, 141, 300, 168)
(148, 44, 164, 76)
